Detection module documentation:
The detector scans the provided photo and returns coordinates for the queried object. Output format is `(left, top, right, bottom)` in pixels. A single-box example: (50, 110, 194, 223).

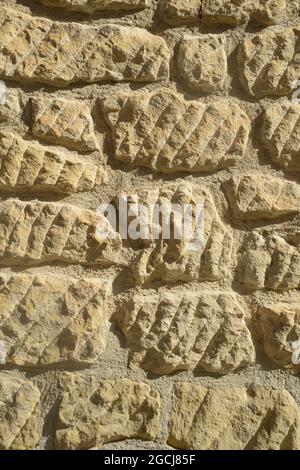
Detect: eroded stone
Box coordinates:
(35, 0, 149, 13)
(160, 0, 201, 25)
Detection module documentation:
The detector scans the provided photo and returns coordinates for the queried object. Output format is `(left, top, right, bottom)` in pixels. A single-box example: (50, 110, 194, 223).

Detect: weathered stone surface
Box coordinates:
(101, 90, 250, 173)
(0, 88, 20, 123)
(238, 232, 300, 291)
(178, 35, 227, 93)
(117, 291, 255, 375)
(224, 173, 300, 220)
(36, 0, 149, 13)
(130, 183, 233, 284)
(0, 273, 110, 367)
(0, 130, 103, 194)
(259, 302, 300, 368)
(168, 384, 300, 450)
(0, 8, 169, 87)
(160, 0, 201, 25)
(55, 374, 161, 449)
(202, 0, 287, 25)
(238, 28, 299, 98)
(31, 97, 98, 152)
(0, 372, 41, 450)
(0, 199, 121, 267)
(262, 103, 300, 171)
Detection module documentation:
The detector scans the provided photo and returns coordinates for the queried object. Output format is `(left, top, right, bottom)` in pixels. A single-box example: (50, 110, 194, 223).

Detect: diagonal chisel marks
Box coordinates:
(0, 130, 104, 194)
(100, 90, 250, 173)
(55, 374, 161, 449)
(128, 182, 233, 285)
(0, 273, 111, 366)
(0, 200, 121, 267)
(0, 7, 169, 86)
(238, 27, 299, 98)
(116, 290, 254, 375)
(101, 90, 250, 173)
(0, 372, 42, 450)
(168, 384, 300, 450)
(262, 103, 300, 170)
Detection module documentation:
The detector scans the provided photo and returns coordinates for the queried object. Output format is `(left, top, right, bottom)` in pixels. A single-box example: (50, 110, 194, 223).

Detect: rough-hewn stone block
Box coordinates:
(238, 232, 300, 291)
(0, 130, 103, 194)
(262, 103, 300, 171)
(0, 273, 110, 367)
(0, 8, 169, 87)
(35, 0, 150, 13)
(30, 97, 98, 152)
(160, 0, 201, 25)
(178, 35, 227, 93)
(259, 302, 300, 368)
(168, 384, 300, 450)
(238, 28, 299, 98)
(117, 291, 254, 375)
(0, 372, 41, 450)
(0, 200, 121, 267)
(224, 173, 300, 220)
(130, 183, 233, 284)
(101, 90, 250, 173)
(0, 88, 20, 123)
(55, 374, 161, 449)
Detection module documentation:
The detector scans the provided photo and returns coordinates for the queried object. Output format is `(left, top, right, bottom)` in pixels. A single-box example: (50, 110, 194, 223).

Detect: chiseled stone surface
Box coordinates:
(0, 273, 111, 367)
(259, 302, 300, 368)
(160, 0, 201, 25)
(130, 183, 233, 284)
(117, 291, 255, 375)
(35, 0, 150, 13)
(238, 28, 299, 98)
(168, 384, 300, 450)
(238, 232, 300, 291)
(224, 173, 300, 220)
(30, 97, 99, 152)
(0, 130, 103, 194)
(0, 7, 169, 86)
(0, 372, 41, 450)
(262, 103, 300, 171)
(0, 199, 121, 267)
(178, 35, 227, 93)
(55, 374, 161, 449)
(101, 90, 250, 173)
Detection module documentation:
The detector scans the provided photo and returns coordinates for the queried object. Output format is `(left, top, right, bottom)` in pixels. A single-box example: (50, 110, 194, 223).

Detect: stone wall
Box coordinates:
(0, 0, 300, 450)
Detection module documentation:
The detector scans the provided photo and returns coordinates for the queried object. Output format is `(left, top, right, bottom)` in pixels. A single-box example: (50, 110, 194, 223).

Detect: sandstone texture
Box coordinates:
(117, 291, 254, 375)
(0, 372, 41, 450)
(55, 374, 161, 449)
(168, 384, 300, 450)
(0, 273, 110, 367)
(0, 0, 300, 452)
(101, 90, 250, 173)
(224, 173, 300, 220)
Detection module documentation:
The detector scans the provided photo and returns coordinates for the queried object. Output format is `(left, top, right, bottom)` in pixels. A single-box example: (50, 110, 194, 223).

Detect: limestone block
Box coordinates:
(239, 232, 300, 291)
(238, 28, 299, 98)
(130, 183, 233, 284)
(262, 103, 300, 171)
(0, 130, 103, 194)
(259, 302, 300, 367)
(55, 374, 161, 449)
(0, 88, 20, 123)
(101, 90, 250, 173)
(0, 372, 41, 450)
(0, 273, 111, 367)
(0, 199, 121, 267)
(225, 173, 300, 220)
(202, 0, 287, 25)
(35, 0, 150, 13)
(160, 0, 201, 25)
(178, 35, 227, 93)
(0, 8, 169, 87)
(117, 290, 255, 375)
(168, 384, 300, 449)
(31, 97, 98, 152)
